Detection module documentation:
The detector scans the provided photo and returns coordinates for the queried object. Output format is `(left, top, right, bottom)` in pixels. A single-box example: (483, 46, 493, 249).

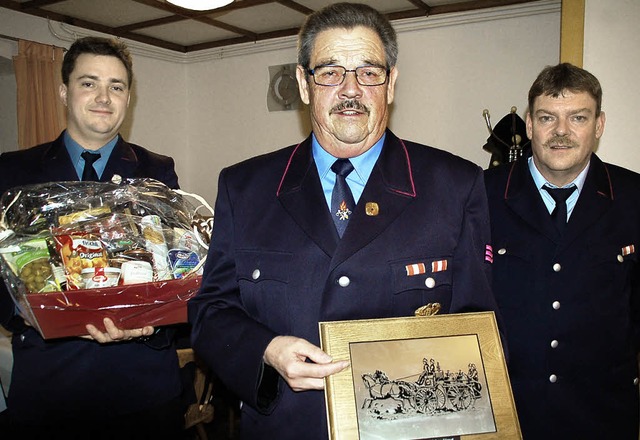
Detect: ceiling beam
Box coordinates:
(407, 0, 431, 13)
(0, 0, 187, 52)
(422, 0, 537, 15)
(116, 15, 186, 33)
(193, 16, 256, 39)
(187, 26, 299, 52)
(20, 0, 64, 8)
(276, 0, 314, 16)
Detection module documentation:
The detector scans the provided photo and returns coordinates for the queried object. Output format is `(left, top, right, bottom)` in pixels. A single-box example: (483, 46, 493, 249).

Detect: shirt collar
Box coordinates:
(311, 132, 385, 186)
(64, 131, 119, 179)
(528, 155, 590, 193)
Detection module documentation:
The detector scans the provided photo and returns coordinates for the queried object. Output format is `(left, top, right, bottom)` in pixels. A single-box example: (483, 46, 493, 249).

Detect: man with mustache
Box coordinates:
(190, 3, 501, 439)
(484, 63, 640, 439)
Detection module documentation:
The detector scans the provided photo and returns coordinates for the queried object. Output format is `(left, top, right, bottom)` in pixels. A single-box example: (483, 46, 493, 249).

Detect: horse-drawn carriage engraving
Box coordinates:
(361, 358, 482, 416)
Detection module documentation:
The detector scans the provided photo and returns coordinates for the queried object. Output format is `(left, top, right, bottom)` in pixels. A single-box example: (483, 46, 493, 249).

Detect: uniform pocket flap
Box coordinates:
(390, 256, 453, 294)
(236, 250, 292, 284)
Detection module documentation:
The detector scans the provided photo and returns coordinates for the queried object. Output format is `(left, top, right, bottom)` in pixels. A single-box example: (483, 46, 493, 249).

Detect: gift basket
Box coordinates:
(0, 177, 213, 339)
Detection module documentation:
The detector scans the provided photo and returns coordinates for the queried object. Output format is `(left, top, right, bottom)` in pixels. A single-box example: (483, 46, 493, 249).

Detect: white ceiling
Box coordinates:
(0, 0, 542, 53)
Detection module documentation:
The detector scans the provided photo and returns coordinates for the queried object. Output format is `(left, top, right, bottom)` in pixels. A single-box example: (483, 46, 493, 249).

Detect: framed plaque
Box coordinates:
(319, 311, 520, 440)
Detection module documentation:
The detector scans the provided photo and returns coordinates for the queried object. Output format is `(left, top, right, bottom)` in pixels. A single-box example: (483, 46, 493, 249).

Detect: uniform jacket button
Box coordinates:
(425, 277, 436, 288)
(252, 269, 261, 280)
(552, 301, 561, 310)
(553, 263, 562, 272)
(338, 276, 350, 287)
(549, 374, 557, 383)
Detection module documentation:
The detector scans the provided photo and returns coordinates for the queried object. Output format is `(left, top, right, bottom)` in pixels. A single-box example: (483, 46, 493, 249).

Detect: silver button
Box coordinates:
(20, 334, 25, 342)
(338, 276, 350, 287)
(552, 301, 561, 310)
(498, 248, 507, 255)
(425, 277, 436, 288)
(549, 374, 557, 383)
(550, 340, 559, 349)
(617, 254, 624, 263)
(553, 263, 562, 272)
(634, 377, 639, 386)
(251, 269, 261, 280)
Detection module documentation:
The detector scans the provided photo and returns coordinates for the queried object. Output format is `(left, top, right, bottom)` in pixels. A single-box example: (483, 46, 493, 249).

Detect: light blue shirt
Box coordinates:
(64, 131, 118, 180)
(528, 156, 590, 220)
(312, 133, 385, 210)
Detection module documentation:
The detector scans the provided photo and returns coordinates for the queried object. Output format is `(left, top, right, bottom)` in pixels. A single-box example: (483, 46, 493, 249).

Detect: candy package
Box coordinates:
(0, 178, 212, 339)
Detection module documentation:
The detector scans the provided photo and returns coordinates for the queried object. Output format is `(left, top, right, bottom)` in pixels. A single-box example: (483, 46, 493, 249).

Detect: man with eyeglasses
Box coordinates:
(190, 3, 500, 439)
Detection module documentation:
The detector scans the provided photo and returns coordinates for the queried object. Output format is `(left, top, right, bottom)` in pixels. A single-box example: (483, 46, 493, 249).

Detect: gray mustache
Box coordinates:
(332, 100, 369, 113)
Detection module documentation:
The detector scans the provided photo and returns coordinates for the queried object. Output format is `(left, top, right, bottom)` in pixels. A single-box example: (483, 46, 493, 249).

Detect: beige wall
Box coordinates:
(0, 2, 561, 204)
(583, 0, 640, 173)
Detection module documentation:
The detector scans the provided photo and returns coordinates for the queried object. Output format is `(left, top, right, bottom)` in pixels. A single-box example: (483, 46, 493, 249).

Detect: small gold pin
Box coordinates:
(414, 303, 441, 317)
(365, 202, 379, 216)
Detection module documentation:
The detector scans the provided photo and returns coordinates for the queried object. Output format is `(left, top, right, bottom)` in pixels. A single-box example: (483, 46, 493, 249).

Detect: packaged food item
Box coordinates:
(50, 264, 67, 291)
(168, 249, 201, 279)
(0, 237, 60, 293)
(87, 214, 138, 255)
(173, 228, 201, 253)
(120, 260, 153, 285)
(53, 233, 109, 289)
(120, 248, 154, 264)
(81, 267, 121, 289)
(21, 258, 54, 292)
(140, 215, 172, 281)
(58, 206, 111, 226)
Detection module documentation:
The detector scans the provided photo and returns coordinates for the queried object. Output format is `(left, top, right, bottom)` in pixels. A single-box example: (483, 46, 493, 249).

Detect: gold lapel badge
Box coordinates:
(365, 202, 379, 216)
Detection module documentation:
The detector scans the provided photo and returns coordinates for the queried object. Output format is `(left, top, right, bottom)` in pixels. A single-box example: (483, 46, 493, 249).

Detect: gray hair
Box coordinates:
(297, 2, 398, 69)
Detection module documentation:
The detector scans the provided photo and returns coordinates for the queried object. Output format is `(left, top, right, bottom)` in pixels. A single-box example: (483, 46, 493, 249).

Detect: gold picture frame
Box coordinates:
(319, 311, 520, 440)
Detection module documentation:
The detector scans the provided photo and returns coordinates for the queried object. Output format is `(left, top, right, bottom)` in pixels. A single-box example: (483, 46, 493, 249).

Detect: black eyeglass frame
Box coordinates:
(307, 65, 391, 87)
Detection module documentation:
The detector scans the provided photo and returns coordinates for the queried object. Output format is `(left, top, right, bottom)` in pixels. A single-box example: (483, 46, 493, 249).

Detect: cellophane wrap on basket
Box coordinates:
(0, 178, 212, 339)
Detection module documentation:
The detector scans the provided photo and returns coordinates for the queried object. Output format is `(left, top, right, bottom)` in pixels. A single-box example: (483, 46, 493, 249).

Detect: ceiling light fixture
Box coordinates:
(166, 0, 234, 11)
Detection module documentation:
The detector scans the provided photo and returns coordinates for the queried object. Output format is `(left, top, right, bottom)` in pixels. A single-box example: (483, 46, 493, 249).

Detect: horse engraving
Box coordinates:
(361, 370, 416, 411)
(360, 358, 482, 417)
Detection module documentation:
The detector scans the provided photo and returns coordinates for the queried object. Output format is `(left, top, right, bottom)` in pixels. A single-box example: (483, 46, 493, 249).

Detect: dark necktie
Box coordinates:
(330, 159, 355, 237)
(543, 185, 576, 234)
(81, 151, 101, 181)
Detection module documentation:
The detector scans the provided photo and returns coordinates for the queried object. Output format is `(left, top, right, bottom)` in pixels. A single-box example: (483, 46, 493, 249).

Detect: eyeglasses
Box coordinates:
(307, 65, 390, 87)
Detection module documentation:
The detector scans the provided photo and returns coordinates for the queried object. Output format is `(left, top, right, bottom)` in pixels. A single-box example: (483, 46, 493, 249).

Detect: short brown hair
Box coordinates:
(528, 63, 602, 116)
(62, 36, 133, 86)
